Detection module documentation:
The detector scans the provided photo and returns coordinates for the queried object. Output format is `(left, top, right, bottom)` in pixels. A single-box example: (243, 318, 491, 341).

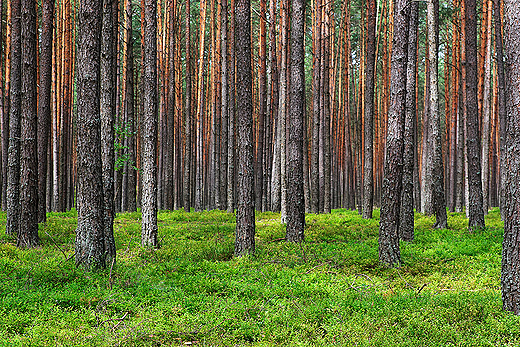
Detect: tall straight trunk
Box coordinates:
(286, 0, 305, 241)
(37, 0, 53, 223)
(362, 0, 377, 219)
(195, 0, 207, 212)
(310, 0, 320, 214)
(100, 0, 116, 260)
(1, 0, 6, 211)
(141, 0, 158, 247)
(464, 0, 485, 230)
(6, 0, 21, 236)
(227, 0, 236, 213)
(481, 0, 492, 214)
(379, 0, 409, 267)
(501, 0, 520, 314)
(493, 0, 506, 217)
(75, 0, 106, 269)
(400, 1, 418, 241)
(265, 0, 278, 212)
(220, 0, 228, 211)
(18, 0, 38, 247)
(234, 0, 255, 256)
(255, 0, 266, 212)
(322, 4, 331, 214)
(279, 0, 288, 222)
(183, 0, 191, 212)
(426, 0, 447, 229)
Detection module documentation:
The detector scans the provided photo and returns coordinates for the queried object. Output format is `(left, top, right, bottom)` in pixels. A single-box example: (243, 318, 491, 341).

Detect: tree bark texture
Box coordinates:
(400, 1, 418, 242)
(234, 0, 255, 256)
(286, 0, 305, 241)
(464, 0, 485, 230)
(6, 0, 21, 236)
(183, 0, 191, 212)
(362, 0, 377, 219)
(37, 0, 53, 224)
(75, 0, 106, 269)
(18, 0, 39, 247)
(501, 0, 520, 314)
(379, 0, 409, 267)
(141, 0, 159, 247)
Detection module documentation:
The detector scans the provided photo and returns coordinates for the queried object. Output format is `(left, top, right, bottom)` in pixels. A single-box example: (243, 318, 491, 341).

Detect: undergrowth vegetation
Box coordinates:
(0, 207, 519, 346)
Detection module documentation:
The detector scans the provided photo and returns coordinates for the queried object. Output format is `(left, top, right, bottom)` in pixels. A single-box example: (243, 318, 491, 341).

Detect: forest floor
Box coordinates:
(0, 207, 519, 346)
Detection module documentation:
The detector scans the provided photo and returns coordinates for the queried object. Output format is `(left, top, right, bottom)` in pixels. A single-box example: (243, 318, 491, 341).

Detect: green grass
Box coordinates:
(0, 207, 519, 346)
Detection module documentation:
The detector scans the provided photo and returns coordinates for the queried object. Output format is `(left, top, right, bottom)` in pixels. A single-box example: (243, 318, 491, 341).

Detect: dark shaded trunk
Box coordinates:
(310, 0, 321, 214)
(100, 0, 117, 260)
(362, 0, 377, 219)
(75, 0, 106, 269)
(464, 0, 485, 230)
(141, 0, 158, 247)
(18, 0, 39, 247)
(220, 0, 228, 211)
(379, 0, 409, 267)
(37, 0, 53, 224)
(183, 0, 192, 212)
(501, 0, 520, 314)
(6, 0, 21, 236)
(234, 0, 255, 256)
(286, 0, 305, 241)
(400, 1, 418, 242)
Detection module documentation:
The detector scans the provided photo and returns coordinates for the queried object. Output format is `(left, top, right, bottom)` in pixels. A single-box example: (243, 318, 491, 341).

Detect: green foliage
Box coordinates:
(0, 207, 518, 346)
(114, 121, 137, 172)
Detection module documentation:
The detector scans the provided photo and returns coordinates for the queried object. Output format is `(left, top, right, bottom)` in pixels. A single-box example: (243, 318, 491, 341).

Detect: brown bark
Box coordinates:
(234, 0, 255, 256)
(379, 0, 409, 267)
(286, 0, 305, 241)
(6, 0, 21, 236)
(310, 0, 320, 214)
(75, 0, 106, 269)
(141, 0, 158, 247)
(464, 0, 485, 230)
(37, 0, 53, 223)
(183, 0, 192, 212)
(362, 0, 377, 219)
(501, 0, 520, 314)
(18, 0, 38, 247)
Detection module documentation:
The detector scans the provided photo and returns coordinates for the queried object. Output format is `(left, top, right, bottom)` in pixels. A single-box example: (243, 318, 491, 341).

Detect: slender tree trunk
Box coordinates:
(362, 0, 377, 219)
(464, 0, 485, 230)
(183, 0, 192, 212)
(501, 0, 520, 314)
(141, 0, 158, 247)
(286, 0, 305, 241)
(227, 0, 236, 213)
(75, 0, 106, 269)
(426, 0, 447, 229)
(400, 1, 418, 241)
(37, 0, 53, 223)
(18, 0, 39, 247)
(310, 0, 321, 214)
(379, 0, 409, 267)
(100, 0, 116, 260)
(481, 0, 492, 214)
(234, 0, 255, 256)
(255, 0, 266, 212)
(6, 0, 21, 236)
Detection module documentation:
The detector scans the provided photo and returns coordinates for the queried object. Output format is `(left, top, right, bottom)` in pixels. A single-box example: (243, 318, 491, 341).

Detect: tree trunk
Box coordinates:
(37, 0, 53, 224)
(141, 0, 158, 247)
(183, 0, 192, 212)
(481, 0, 492, 214)
(234, 0, 255, 256)
(18, 0, 39, 247)
(493, 0, 506, 218)
(286, 0, 305, 241)
(75, 0, 106, 269)
(362, 0, 377, 219)
(464, 0, 485, 230)
(379, 0, 409, 267)
(426, 0, 447, 229)
(6, 0, 21, 236)
(100, 0, 117, 261)
(501, 0, 520, 314)
(400, 0, 418, 242)
(227, 0, 236, 213)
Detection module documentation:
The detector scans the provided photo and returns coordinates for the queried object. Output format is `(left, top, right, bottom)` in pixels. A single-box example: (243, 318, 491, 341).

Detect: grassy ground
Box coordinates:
(0, 207, 519, 346)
